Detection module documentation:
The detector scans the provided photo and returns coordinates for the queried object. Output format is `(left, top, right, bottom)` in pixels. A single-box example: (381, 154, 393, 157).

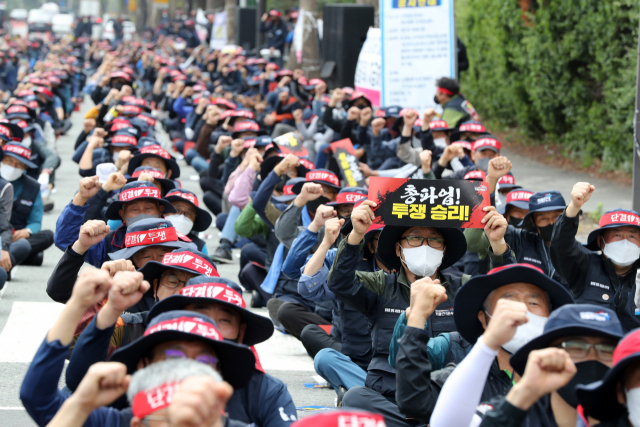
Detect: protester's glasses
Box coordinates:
(170, 208, 196, 222)
(402, 235, 445, 250)
(162, 349, 219, 367)
(160, 274, 187, 289)
(557, 341, 615, 362)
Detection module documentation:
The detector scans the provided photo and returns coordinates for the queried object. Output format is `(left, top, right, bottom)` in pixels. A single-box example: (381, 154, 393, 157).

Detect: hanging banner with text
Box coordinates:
(354, 27, 382, 108)
(368, 177, 489, 228)
(379, 0, 456, 111)
(273, 132, 309, 157)
(331, 138, 366, 187)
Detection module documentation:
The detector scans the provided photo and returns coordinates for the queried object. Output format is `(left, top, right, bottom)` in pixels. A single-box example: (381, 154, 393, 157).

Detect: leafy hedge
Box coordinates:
(455, 0, 639, 173)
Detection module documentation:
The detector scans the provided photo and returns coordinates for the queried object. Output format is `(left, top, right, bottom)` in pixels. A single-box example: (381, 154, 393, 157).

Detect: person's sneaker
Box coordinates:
(211, 239, 233, 263)
(250, 290, 266, 308)
(266, 297, 285, 327)
(336, 386, 348, 407)
(23, 252, 44, 266)
(43, 201, 54, 212)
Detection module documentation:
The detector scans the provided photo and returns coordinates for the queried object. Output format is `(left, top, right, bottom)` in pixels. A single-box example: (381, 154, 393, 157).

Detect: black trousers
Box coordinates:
(239, 263, 270, 302)
(277, 302, 331, 341)
(300, 324, 342, 359)
(27, 230, 54, 256)
(343, 386, 424, 427)
(200, 177, 224, 216)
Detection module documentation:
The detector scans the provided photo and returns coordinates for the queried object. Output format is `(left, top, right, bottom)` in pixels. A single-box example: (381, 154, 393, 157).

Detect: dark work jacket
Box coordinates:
(11, 174, 40, 230)
(551, 212, 640, 332)
(328, 238, 467, 401)
(442, 95, 471, 127)
(396, 327, 510, 423)
(187, 231, 206, 252)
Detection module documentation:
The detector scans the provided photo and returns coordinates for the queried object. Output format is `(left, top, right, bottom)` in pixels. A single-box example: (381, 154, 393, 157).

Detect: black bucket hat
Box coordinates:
(273, 177, 305, 203)
(259, 154, 312, 181)
(2, 142, 36, 168)
(376, 224, 467, 272)
(126, 167, 178, 196)
(519, 190, 566, 227)
(138, 248, 219, 284)
(127, 145, 181, 179)
(291, 169, 341, 194)
(109, 310, 256, 389)
(105, 181, 177, 220)
(326, 187, 367, 207)
(453, 264, 574, 345)
(147, 276, 274, 346)
(108, 218, 196, 260)
(163, 189, 213, 232)
(510, 304, 623, 376)
(0, 121, 24, 143)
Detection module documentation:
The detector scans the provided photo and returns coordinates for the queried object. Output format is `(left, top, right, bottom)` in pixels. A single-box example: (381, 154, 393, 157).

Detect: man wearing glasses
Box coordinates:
(326, 200, 474, 424)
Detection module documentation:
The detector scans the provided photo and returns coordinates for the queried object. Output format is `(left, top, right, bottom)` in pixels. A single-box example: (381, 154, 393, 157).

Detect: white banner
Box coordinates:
(354, 27, 382, 108)
(380, 0, 456, 111)
(293, 8, 304, 63)
(210, 12, 227, 50)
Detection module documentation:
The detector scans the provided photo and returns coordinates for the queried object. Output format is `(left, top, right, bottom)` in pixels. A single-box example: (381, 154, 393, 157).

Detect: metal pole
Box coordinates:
(633, 15, 640, 212)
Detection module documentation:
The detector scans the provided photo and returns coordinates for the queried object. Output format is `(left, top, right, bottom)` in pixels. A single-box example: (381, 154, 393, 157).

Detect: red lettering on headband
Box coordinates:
(305, 171, 339, 187)
(452, 141, 472, 151)
(162, 252, 218, 277)
(234, 121, 259, 132)
(180, 284, 245, 307)
(336, 192, 366, 204)
(0, 126, 10, 137)
(145, 316, 222, 341)
(283, 185, 295, 196)
(123, 106, 142, 114)
(170, 191, 199, 206)
(4, 144, 31, 159)
(140, 146, 171, 159)
(112, 135, 137, 146)
(599, 211, 640, 228)
(112, 122, 132, 131)
(498, 175, 515, 185)
(299, 158, 315, 171)
(429, 120, 448, 130)
(7, 106, 28, 115)
(132, 169, 164, 179)
(132, 382, 180, 419)
(464, 171, 486, 180)
(460, 123, 486, 133)
(137, 115, 156, 126)
(119, 187, 161, 201)
(506, 191, 533, 203)
(124, 227, 178, 247)
(472, 138, 502, 152)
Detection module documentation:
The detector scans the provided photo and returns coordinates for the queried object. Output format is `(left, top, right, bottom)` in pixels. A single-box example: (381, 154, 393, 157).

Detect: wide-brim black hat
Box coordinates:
(453, 264, 575, 346)
(137, 249, 218, 284)
(163, 192, 213, 232)
(105, 196, 177, 221)
(147, 277, 274, 346)
(585, 209, 640, 251)
(127, 150, 181, 179)
(259, 154, 310, 181)
(126, 176, 176, 196)
(376, 225, 467, 272)
(109, 310, 256, 389)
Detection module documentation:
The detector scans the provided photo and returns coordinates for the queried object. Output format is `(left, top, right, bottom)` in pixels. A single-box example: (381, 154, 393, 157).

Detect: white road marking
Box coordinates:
(0, 302, 65, 363)
(0, 407, 25, 410)
(255, 332, 316, 371)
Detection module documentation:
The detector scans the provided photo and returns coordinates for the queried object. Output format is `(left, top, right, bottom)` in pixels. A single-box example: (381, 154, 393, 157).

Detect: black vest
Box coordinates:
(443, 332, 473, 365)
(11, 175, 40, 230)
(575, 253, 640, 332)
(366, 271, 461, 400)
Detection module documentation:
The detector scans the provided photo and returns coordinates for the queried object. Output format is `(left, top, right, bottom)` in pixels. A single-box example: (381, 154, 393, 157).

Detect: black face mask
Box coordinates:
(112, 82, 124, 91)
(537, 223, 555, 242)
(508, 216, 524, 228)
(433, 95, 440, 105)
(307, 196, 330, 213)
(557, 360, 609, 408)
(338, 214, 351, 222)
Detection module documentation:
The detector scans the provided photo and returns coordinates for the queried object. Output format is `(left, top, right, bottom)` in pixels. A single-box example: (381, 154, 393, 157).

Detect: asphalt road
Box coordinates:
(0, 102, 630, 426)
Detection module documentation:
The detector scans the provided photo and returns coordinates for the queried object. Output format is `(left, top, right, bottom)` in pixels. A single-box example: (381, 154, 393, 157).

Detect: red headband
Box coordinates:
(599, 211, 640, 228)
(120, 187, 161, 202)
(161, 252, 218, 277)
(169, 191, 199, 206)
(498, 175, 515, 185)
(124, 227, 178, 247)
(132, 381, 179, 419)
(180, 284, 245, 307)
(112, 135, 137, 146)
(132, 169, 164, 179)
(282, 185, 295, 196)
(145, 316, 223, 340)
(305, 170, 339, 187)
(506, 190, 533, 203)
(437, 87, 455, 96)
(140, 146, 171, 159)
(4, 144, 31, 159)
(335, 192, 366, 204)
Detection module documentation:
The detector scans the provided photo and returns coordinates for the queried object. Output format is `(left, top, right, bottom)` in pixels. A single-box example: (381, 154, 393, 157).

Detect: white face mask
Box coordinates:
(626, 387, 640, 427)
(400, 244, 444, 278)
(603, 239, 640, 267)
(166, 214, 194, 236)
(486, 310, 547, 354)
(22, 135, 32, 148)
(112, 152, 120, 163)
(0, 163, 24, 181)
(433, 137, 447, 148)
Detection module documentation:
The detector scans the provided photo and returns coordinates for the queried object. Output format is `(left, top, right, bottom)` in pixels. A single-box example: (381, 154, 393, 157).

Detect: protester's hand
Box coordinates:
(292, 109, 303, 124)
(438, 144, 463, 166)
(102, 172, 127, 193)
(181, 86, 194, 98)
(115, 150, 133, 170)
(103, 271, 150, 316)
(295, 183, 324, 207)
(347, 106, 361, 122)
(420, 150, 433, 174)
(83, 119, 96, 134)
(279, 76, 291, 87)
(274, 154, 300, 176)
(168, 376, 234, 427)
(567, 182, 595, 218)
(487, 156, 512, 180)
(322, 217, 345, 246)
(93, 128, 108, 138)
(359, 107, 372, 127)
(506, 348, 576, 411)
(315, 81, 327, 97)
(371, 118, 386, 137)
(348, 200, 377, 244)
(402, 109, 418, 130)
(311, 205, 336, 229)
(230, 139, 245, 157)
(0, 250, 11, 272)
(423, 108, 437, 125)
(482, 299, 529, 351)
(482, 205, 508, 243)
(69, 362, 131, 411)
(87, 133, 104, 149)
(278, 90, 289, 102)
(248, 152, 263, 171)
(407, 278, 447, 328)
(12, 228, 30, 242)
(358, 162, 375, 178)
(214, 135, 232, 154)
(76, 220, 111, 253)
(206, 106, 221, 125)
(101, 259, 135, 277)
(76, 176, 101, 204)
(117, 85, 133, 100)
(261, 12, 269, 21)
(329, 88, 344, 107)
(68, 267, 113, 310)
